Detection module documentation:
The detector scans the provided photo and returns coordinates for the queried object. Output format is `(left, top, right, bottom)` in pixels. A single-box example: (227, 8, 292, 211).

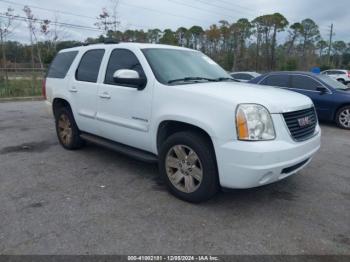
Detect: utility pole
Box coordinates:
(110, 0, 120, 32)
(327, 23, 334, 65)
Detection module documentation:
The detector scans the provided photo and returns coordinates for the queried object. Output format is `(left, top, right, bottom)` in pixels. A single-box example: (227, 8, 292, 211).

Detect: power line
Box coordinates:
(0, 0, 254, 34)
(0, 0, 96, 20)
(167, 0, 239, 18)
(211, 0, 255, 12)
(191, 0, 255, 15)
(0, 14, 104, 32)
(0, 0, 151, 30)
(118, 1, 213, 24)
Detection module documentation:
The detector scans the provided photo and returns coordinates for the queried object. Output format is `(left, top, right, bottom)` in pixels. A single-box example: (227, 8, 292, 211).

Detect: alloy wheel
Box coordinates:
(339, 109, 350, 128)
(165, 145, 203, 193)
(58, 114, 73, 145)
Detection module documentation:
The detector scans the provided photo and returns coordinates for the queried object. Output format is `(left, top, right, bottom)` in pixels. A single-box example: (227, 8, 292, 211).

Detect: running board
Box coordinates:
(80, 133, 158, 163)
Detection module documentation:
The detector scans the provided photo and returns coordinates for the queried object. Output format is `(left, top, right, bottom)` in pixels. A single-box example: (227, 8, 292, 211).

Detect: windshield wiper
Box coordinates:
(168, 77, 216, 84)
(167, 76, 238, 84)
(214, 77, 238, 82)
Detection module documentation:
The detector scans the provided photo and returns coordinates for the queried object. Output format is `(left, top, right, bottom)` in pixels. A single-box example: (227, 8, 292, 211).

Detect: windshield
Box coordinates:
(318, 75, 349, 90)
(142, 48, 232, 85)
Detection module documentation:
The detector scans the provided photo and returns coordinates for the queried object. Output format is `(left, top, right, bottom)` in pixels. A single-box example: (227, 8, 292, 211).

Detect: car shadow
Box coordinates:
(83, 141, 302, 206)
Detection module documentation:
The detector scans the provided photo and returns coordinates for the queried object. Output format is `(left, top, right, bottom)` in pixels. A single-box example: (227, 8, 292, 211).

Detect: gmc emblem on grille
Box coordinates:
(298, 116, 311, 127)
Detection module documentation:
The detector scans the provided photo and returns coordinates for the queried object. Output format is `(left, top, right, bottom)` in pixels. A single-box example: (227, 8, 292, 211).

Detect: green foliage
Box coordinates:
(343, 53, 350, 69)
(282, 58, 298, 71)
(319, 64, 332, 71)
(0, 73, 43, 98)
(159, 29, 177, 45)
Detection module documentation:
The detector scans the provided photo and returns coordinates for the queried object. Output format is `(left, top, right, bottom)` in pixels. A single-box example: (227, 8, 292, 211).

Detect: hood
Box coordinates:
(179, 82, 314, 114)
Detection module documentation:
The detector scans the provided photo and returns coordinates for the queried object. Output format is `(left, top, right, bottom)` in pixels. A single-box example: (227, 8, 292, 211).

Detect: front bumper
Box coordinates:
(215, 118, 321, 189)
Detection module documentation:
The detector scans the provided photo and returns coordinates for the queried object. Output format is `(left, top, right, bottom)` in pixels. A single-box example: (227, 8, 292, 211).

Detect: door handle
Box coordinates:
(69, 87, 78, 93)
(99, 92, 111, 99)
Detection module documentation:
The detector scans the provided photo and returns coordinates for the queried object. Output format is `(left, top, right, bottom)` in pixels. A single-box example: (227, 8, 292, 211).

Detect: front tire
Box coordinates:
(55, 107, 85, 150)
(159, 131, 219, 203)
(336, 106, 350, 130)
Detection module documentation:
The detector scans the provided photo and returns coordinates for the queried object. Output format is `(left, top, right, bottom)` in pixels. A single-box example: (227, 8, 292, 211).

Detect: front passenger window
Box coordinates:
(105, 49, 146, 86)
(291, 76, 319, 91)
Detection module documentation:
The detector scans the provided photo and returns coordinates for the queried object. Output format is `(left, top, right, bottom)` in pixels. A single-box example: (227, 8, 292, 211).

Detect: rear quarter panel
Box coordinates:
(46, 49, 82, 118)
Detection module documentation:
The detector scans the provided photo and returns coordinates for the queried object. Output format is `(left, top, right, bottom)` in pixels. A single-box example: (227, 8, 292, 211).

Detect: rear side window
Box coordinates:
(105, 49, 145, 85)
(261, 75, 289, 88)
(47, 51, 78, 79)
(291, 75, 319, 91)
(76, 49, 105, 83)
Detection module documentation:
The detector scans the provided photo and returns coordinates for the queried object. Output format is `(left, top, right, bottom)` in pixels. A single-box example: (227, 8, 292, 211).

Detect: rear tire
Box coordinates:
(159, 131, 219, 203)
(335, 106, 350, 130)
(55, 107, 85, 150)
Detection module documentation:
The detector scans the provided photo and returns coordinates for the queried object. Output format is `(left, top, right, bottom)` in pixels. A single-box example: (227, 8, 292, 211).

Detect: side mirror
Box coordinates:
(113, 69, 147, 90)
(316, 86, 328, 95)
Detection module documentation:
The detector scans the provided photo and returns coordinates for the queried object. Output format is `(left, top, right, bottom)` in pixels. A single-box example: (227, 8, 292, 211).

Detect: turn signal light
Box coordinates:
(236, 108, 249, 140)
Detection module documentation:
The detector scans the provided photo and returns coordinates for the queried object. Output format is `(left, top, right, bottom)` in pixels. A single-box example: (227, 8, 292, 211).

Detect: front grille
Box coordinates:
(283, 107, 317, 141)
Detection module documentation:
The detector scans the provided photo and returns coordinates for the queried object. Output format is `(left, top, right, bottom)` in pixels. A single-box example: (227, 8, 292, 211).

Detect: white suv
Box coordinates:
(45, 43, 321, 202)
(321, 69, 350, 85)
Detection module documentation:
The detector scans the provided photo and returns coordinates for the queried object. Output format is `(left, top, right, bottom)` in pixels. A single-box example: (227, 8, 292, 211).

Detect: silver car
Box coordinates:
(230, 71, 261, 82)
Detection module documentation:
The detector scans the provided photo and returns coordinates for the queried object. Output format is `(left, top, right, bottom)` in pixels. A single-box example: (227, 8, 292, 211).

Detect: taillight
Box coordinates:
(348, 71, 350, 78)
(42, 78, 46, 99)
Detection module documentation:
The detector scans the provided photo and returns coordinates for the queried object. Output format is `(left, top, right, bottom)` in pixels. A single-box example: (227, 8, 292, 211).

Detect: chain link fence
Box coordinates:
(0, 68, 46, 98)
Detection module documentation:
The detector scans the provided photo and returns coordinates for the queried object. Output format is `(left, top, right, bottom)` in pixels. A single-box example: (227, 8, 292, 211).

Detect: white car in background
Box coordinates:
(321, 69, 350, 85)
(230, 71, 261, 82)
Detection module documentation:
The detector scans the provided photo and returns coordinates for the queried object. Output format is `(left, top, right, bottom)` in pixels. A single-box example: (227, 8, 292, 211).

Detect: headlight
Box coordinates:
(236, 104, 275, 141)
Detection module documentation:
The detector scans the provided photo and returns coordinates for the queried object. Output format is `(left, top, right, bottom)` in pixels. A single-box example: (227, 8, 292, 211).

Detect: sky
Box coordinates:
(1, 0, 349, 44)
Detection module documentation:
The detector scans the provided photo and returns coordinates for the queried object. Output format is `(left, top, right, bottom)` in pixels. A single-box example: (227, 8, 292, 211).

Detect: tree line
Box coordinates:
(1, 5, 350, 74)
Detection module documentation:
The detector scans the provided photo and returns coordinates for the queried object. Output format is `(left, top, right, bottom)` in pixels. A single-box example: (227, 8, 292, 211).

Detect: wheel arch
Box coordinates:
(156, 120, 216, 154)
(156, 119, 221, 196)
(334, 103, 350, 120)
(52, 97, 72, 118)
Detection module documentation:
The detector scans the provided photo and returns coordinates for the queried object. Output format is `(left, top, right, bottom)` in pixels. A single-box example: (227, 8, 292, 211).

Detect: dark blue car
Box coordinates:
(250, 72, 350, 129)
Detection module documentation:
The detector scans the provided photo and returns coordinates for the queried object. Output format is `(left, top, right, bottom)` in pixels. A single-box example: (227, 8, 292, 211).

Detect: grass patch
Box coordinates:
(0, 75, 43, 98)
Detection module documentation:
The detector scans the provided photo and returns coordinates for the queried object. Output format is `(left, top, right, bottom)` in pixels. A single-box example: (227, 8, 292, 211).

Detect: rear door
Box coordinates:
(290, 75, 333, 120)
(327, 70, 339, 81)
(96, 48, 154, 151)
(334, 70, 347, 81)
(69, 49, 105, 135)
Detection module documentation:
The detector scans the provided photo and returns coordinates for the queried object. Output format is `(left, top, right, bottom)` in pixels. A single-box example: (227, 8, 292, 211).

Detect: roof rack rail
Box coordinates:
(104, 38, 119, 44)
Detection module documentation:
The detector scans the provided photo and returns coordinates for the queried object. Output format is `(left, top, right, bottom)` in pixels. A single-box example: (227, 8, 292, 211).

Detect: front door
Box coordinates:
(290, 75, 333, 120)
(96, 48, 154, 152)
